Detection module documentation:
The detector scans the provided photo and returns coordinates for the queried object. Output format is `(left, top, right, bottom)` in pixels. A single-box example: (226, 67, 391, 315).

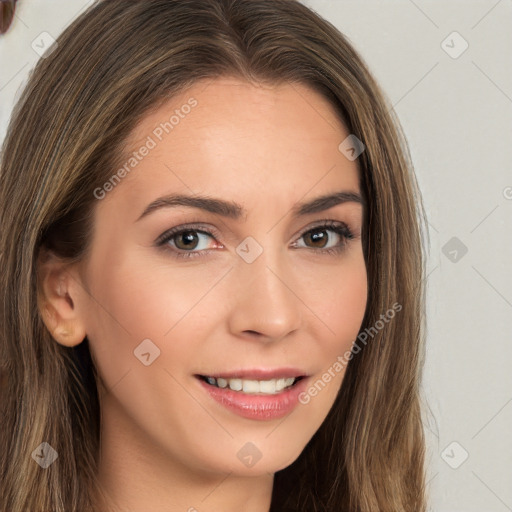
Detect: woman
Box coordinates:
(0, 1, 428, 510)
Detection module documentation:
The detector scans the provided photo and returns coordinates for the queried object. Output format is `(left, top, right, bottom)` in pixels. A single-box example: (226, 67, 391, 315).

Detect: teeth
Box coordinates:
(204, 376, 297, 394)
(217, 377, 228, 388)
(229, 378, 243, 391)
(242, 380, 260, 393)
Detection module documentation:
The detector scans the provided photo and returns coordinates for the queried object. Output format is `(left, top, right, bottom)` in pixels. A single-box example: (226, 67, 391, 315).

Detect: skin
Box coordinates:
(38, 77, 368, 512)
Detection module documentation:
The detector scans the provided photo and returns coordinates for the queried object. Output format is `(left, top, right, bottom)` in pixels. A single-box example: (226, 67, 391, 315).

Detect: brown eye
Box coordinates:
(155, 225, 219, 259)
(174, 230, 201, 250)
(293, 221, 355, 256)
(0, 0, 17, 35)
(303, 228, 329, 249)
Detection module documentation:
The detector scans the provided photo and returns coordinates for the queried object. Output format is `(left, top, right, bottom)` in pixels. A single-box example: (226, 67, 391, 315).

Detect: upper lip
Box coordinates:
(196, 368, 309, 380)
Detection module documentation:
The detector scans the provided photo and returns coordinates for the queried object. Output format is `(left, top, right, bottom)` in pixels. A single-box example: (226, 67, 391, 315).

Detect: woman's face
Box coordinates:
(71, 77, 367, 481)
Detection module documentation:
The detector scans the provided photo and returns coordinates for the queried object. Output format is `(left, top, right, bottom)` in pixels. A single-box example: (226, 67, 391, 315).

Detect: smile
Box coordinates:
(198, 375, 304, 394)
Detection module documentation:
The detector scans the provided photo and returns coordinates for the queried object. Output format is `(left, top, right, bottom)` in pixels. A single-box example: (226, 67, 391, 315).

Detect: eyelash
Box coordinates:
(154, 219, 356, 260)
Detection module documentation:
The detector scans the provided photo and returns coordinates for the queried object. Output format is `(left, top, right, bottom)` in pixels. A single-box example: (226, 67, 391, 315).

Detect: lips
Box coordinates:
(194, 367, 308, 396)
(196, 372, 310, 420)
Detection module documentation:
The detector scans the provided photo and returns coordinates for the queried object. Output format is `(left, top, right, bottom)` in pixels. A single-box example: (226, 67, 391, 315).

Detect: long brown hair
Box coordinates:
(0, 1, 429, 510)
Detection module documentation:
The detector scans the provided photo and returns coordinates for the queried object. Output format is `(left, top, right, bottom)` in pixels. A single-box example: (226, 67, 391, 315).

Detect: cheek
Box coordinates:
(315, 253, 368, 344)
(332, 267, 367, 338)
(81, 251, 229, 385)
(310, 253, 367, 391)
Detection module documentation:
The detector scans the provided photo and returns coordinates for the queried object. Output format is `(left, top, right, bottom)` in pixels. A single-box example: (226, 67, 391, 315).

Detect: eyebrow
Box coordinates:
(136, 190, 363, 222)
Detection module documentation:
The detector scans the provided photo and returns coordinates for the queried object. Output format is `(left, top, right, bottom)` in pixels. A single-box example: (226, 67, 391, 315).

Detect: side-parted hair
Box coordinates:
(0, 1, 429, 510)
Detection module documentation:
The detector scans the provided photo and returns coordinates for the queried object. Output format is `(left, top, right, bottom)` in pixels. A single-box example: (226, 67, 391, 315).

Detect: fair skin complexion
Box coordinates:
(38, 77, 367, 512)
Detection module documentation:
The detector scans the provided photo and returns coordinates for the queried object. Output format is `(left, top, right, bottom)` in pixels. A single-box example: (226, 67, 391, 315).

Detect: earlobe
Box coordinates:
(37, 248, 87, 348)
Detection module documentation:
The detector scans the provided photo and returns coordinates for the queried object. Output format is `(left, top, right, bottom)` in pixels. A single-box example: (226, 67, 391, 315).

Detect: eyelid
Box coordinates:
(295, 219, 353, 237)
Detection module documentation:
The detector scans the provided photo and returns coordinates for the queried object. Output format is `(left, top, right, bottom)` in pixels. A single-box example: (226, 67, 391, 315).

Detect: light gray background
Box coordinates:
(1, 1, 511, 510)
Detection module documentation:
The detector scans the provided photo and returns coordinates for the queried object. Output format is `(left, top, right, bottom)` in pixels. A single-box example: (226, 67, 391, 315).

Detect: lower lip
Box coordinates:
(196, 376, 309, 421)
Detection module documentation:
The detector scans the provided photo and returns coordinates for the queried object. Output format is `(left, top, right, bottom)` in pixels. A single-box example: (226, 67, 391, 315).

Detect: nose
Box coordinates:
(226, 246, 303, 343)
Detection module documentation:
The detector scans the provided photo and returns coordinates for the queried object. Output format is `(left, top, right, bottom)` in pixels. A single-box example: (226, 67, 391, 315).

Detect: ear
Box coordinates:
(36, 247, 87, 347)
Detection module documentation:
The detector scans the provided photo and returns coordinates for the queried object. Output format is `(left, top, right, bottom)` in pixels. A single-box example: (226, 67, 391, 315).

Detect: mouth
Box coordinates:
(195, 375, 306, 395)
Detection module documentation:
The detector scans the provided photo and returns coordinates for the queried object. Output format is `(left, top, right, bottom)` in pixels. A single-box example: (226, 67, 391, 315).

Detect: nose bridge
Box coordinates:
(227, 238, 302, 340)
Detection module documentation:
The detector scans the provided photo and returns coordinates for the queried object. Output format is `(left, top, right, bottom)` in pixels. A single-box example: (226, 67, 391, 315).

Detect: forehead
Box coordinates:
(103, 77, 361, 215)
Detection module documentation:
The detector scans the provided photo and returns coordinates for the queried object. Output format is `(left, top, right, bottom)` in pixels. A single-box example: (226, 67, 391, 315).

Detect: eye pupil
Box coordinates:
(175, 231, 199, 250)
